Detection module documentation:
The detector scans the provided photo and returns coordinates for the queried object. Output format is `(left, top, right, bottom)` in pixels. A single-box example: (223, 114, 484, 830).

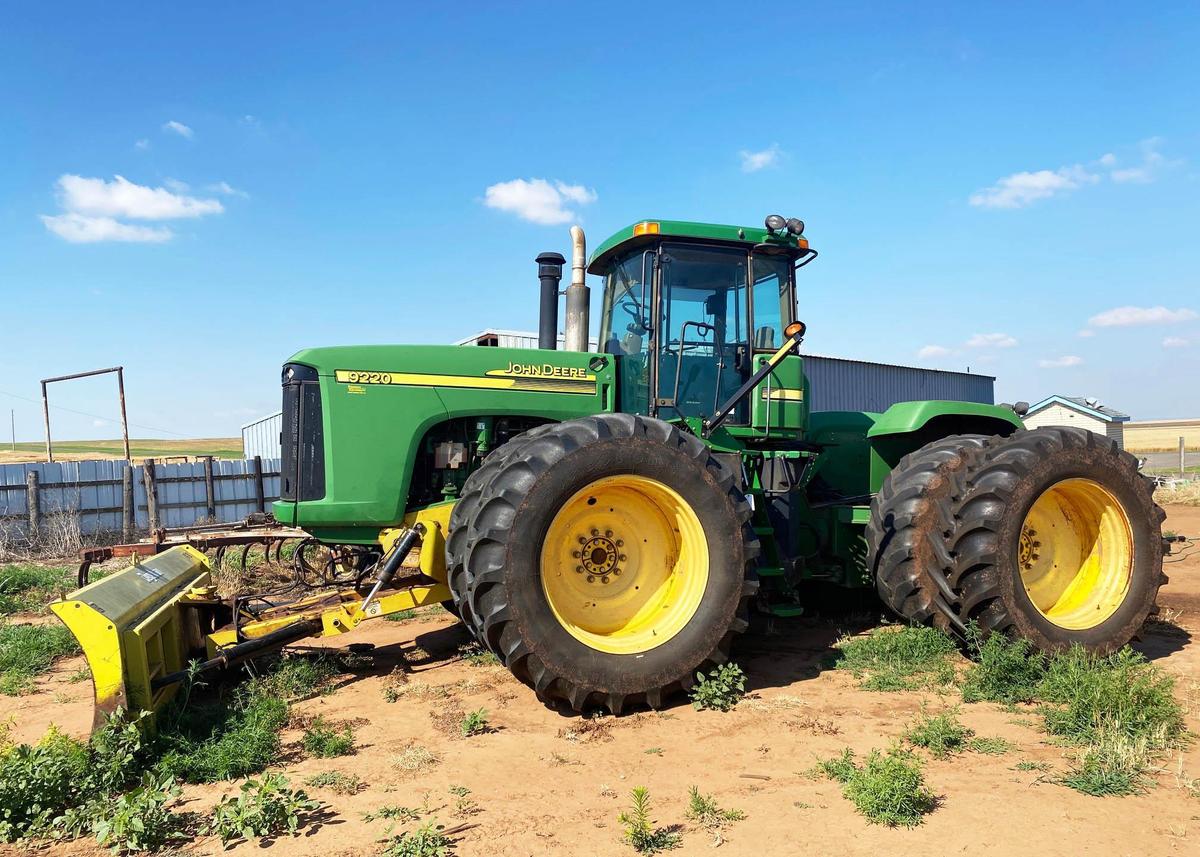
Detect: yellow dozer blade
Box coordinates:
(51, 545, 215, 729)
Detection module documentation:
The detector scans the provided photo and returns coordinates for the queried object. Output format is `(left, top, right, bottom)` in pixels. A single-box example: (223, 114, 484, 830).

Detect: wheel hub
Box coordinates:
(1018, 526, 1040, 570)
(575, 530, 626, 583)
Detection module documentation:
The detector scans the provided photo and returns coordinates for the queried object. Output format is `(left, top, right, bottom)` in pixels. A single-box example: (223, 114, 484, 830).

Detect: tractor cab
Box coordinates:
(589, 218, 813, 433)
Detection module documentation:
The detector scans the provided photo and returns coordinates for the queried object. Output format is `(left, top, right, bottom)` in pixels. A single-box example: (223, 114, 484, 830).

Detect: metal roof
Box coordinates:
(1027, 395, 1130, 422)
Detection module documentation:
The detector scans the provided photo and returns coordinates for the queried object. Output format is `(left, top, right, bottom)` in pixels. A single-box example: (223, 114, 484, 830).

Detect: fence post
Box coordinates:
(26, 471, 40, 540)
(253, 455, 265, 513)
(1181, 436, 1186, 478)
(143, 458, 159, 532)
(203, 456, 216, 519)
(121, 467, 134, 541)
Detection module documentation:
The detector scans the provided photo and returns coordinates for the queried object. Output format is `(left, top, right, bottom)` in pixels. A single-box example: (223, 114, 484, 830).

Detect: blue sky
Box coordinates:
(1, 1, 1198, 441)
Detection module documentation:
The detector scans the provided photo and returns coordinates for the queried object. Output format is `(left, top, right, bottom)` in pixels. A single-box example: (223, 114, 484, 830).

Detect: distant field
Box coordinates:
(0, 438, 243, 464)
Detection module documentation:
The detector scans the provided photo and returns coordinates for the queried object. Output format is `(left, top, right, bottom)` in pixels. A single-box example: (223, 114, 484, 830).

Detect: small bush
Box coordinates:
(618, 787, 681, 854)
(816, 747, 936, 827)
(834, 626, 957, 692)
(304, 771, 364, 795)
(689, 663, 746, 712)
(75, 772, 186, 854)
(0, 622, 80, 694)
(460, 708, 490, 737)
(207, 774, 321, 846)
(960, 629, 1046, 704)
(685, 786, 745, 831)
(904, 708, 973, 759)
(257, 653, 338, 700)
(458, 641, 500, 667)
(382, 821, 453, 857)
(302, 717, 355, 758)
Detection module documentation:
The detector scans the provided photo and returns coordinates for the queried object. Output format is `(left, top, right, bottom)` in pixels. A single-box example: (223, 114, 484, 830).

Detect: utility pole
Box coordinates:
(9, 409, 14, 451)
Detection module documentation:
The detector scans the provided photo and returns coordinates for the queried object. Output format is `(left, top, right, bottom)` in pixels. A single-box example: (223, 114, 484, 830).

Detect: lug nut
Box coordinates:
(591, 528, 599, 536)
(575, 566, 584, 573)
(601, 575, 610, 584)
(616, 539, 624, 547)
(605, 530, 613, 538)
(619, 554, 627, 562)
(578, 536, 586, 544)
(572, 550, 580, 558)
(586, 574, 595, 583)
(613, 568, 621, 576)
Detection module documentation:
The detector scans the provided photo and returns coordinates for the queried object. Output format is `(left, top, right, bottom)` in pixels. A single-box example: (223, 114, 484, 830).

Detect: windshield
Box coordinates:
(657, 244, 749, 420)
(750, 253, 794, 350)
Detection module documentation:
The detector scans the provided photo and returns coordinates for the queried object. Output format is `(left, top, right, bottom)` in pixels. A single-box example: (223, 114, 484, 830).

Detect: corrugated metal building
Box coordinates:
(458, 330, 995, 412)
(242, 411, 282, 459)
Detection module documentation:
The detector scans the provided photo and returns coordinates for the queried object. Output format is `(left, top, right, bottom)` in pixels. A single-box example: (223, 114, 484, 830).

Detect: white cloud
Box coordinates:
(917, 345, 953, 358)
(1108, 138, 1176, 184)
(1163, 336, 1190, 348)
(483, 178, 597, 225)
(1039, 355, 1084, 368)
(92, 419, 108, 427)
(162, 120, 193, 138)
(134, 138, 150, 151)
(163, 177, 190, 193)
(739, 144, 783, 173)
(207, 181, 249, 198)
(41, 174, 226, 243)
(1088, 305, 1198, 327)
(1098, 153, 1117, 167)
(966, 332, 1018, 348)
(1077, 329, 1096, 338)
(969, 164, 1098, 209)
(55, 174, 223, 220)
(40, 213, 173, 243)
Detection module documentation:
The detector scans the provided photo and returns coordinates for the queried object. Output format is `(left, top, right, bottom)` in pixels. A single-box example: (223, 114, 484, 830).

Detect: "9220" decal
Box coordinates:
(335, 370, 393, 385)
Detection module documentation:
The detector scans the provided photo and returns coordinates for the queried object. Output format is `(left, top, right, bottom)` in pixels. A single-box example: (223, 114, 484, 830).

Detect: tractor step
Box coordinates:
(756, 565, 786, 577)
(753, 526, 774, 536)
(768, 604, 805, 617)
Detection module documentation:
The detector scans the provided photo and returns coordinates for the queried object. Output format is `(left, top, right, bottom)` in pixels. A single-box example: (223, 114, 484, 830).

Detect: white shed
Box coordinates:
(1022, 396, 1129, 449)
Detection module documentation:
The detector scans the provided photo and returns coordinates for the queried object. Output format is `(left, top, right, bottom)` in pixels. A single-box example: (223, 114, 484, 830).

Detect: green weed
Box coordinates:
(448, 785, 479, 817)
(255, 653, 338, 700)
(460, 708, 490, 737)
(1014, 759, 1051, 772)
(904, 708, 973, 758)
(207, 774, 321, 846)
(834, 626, 957, 692)
(63, 772, 187, 854)
(685, 786, 745, 832)
(302, 716, 355, 758)
(458, 641, 500, 667)
(386, 609, 418, 622)
(1061, 727, 1154, 796)
(381, 821, 454, 856)
(816, 747, 936, 827)
(689, 663, 746, 712)
(0, 622, 80, 694)
(618, 786, 681, 854)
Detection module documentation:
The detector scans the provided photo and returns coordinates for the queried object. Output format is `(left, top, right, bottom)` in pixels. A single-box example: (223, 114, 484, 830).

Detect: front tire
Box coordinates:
(454, 414, 759, 713)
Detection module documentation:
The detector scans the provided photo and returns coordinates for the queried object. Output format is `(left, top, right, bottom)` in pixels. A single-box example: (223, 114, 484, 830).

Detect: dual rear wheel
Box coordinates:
(869, 426, 1164, 652)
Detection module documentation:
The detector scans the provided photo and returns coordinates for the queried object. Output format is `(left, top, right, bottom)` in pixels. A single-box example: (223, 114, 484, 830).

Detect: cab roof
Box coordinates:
(587, 219, 808, 275)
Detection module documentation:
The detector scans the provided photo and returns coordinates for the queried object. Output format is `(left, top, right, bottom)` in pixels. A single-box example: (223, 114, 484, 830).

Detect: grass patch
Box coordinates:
(154, 674, 289, 783)
(255, 652, 339, 700)
(386, 609, 419, 622)
(960, 629, 1046, 704)
(207, 774, 321, 846)
(816, 747, 936, 827)
(0, 565, 70, 614)
(1061, 727, 1154, 796)
(689, 663, 746, 712)
(394, 744, 441, 774)
(904, 708, 973, 758)
(834, 626, 957, 692)
(966, 736, 1014, 755)
(304, 770, 365, 795)
(381, 821, 454, 857)
(458, 641, 501, 667)
(0, 622, 80, 694)
(302, 716, 355, 758)
(685, 786, 745, 834)
(1014, 759, 1051, 772)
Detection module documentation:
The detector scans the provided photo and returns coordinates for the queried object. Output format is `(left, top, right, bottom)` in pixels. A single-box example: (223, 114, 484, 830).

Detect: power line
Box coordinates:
(0, 388, 187, 438)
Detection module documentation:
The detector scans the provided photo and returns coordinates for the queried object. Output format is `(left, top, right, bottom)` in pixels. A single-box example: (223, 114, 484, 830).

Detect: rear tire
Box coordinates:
(453, 414, 759, 713)
(868, 434, 987, 629)
(943, 427, 1164, 652)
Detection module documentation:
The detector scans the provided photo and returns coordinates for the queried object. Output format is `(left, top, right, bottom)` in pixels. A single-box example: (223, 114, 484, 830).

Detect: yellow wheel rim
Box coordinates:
(540, 475, 709, 655)
(1018, 478, 1134, 630)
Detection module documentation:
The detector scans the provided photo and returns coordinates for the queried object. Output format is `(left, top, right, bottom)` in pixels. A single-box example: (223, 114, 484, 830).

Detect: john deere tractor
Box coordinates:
(54, 215, 1165, 721)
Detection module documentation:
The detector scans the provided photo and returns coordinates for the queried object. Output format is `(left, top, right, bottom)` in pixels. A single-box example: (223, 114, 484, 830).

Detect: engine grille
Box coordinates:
(280, 363, 326, 502)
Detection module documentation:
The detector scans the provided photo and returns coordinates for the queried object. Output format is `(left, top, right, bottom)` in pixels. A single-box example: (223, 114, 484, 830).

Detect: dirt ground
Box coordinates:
(6, 505, 1200, 857)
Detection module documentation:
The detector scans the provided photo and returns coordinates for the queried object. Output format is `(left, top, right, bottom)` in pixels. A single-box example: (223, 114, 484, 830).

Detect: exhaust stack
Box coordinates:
(536, 251, 566, 350)
(563, 225, 590, 351)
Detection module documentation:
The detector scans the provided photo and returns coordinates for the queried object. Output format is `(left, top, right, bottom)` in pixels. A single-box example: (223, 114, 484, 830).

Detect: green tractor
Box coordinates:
(56, 215, 1165, 720)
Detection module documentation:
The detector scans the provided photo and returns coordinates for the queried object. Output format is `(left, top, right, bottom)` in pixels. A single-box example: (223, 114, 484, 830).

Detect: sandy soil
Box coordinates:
(6, 505, 1199, 857)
